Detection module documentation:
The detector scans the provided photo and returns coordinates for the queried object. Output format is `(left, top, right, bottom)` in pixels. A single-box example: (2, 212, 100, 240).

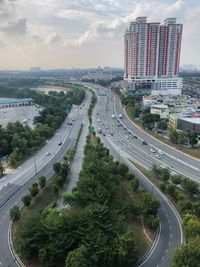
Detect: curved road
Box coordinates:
(83, 83, 183, 267)
(0, 91, 92, 267)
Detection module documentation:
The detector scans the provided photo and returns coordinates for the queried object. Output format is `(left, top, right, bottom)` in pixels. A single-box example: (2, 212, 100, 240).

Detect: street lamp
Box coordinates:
(33, 154, 37, 175)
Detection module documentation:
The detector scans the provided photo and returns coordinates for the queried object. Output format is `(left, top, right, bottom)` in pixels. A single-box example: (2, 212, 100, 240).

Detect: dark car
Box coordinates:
(58, 142, 62, 146)
(142, 141, 147, 145)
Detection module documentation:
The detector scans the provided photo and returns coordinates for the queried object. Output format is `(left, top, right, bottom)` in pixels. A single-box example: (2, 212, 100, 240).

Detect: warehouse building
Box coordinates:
(0, 98, 33, 109)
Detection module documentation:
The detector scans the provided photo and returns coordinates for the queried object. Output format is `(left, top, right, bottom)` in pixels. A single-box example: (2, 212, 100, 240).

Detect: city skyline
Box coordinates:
(0, 0, 200, 70)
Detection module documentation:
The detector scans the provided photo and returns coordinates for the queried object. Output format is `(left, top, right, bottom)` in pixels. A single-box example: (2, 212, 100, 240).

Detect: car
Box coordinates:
(133, 135, 138, 139)
(117, 124, 120, 127)
(125, 135, 129, 139)
(58, 142, 62, 146)
(158, 149, 164, 155)
(46, 152, 51, 156)
(150, 148, 156, 153)
(110, 132, 113, 136)
(142, 141, 147, 145)
(155, 154, 161, 159)
(103, 133, 106, 136)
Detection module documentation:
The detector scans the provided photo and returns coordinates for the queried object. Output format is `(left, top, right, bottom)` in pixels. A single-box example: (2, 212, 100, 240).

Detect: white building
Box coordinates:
(150, 104, 169, 119)
(124, 17, 183, 95)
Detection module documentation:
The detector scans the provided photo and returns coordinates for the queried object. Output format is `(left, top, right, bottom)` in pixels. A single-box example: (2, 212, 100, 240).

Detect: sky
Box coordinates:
(0, 0, 199, 70)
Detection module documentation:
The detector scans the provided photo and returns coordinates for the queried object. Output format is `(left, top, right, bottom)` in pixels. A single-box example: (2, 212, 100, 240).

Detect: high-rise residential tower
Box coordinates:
(124, 17, 183, 95)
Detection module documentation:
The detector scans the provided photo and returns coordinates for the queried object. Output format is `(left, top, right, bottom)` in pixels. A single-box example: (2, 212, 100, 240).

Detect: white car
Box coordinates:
(125, 135, 129, 139)
(158, 149, 164, 155)
(155, 154, 161, 159)
(150, 148, 156, 153)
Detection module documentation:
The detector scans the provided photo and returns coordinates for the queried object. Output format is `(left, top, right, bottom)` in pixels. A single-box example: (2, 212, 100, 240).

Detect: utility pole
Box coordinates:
(33, 155, 37, 175)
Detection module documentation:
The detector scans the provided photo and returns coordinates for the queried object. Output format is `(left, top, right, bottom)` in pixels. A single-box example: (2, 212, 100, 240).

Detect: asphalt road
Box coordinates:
(83, 82, 183, 267)
(0, 91, 91, 267)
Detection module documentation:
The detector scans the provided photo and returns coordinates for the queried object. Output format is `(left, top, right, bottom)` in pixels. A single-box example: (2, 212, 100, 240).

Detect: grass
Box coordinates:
(125, 106, 200, 159)
(123, 180, 155, 257)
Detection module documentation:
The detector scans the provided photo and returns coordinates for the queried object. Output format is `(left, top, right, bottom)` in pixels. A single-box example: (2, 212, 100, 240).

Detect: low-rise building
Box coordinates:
(150, 104, 169, 119)
(177, 117, 200, 134)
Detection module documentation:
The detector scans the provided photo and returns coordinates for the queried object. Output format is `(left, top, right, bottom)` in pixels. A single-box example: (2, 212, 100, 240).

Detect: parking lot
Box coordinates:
(0, 105, 42, 128)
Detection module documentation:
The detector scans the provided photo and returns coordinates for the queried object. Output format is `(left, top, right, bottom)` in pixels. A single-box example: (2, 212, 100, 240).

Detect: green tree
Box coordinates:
(55, 176, 65, 188)
(130, 178, 139, 191)
(21, 194, 32, 207)
(188, 131, 198, 147)
(160, 168, 170, 181)
(0, 161, 4, 176)
(39, 176, 46, 188)
(169, 129, 179, 144)
(172, 237, 200, 267)
(151, 164, 160, 179)
(29, 183, 39, 197)
(10, 205, 20, 222)
(53, 162, 61, 174)
(166, 185, 177, 199)
(62, 192, 77, 205)
(182, 178, 199, 196)
(52, 184, 59, 195)
(171, 174, 182, 185)
(65, 245, 88, 267)
(157, 120, 167, 130)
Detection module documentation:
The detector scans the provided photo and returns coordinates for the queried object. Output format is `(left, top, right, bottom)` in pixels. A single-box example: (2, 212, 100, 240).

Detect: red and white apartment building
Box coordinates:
(124, 17, 183, 95)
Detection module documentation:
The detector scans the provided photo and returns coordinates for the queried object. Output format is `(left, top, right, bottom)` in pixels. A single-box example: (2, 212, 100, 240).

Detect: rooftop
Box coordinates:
(151, 104, 168, 109)
(180, 117, 200, 124)
(0, 98, 33, 105)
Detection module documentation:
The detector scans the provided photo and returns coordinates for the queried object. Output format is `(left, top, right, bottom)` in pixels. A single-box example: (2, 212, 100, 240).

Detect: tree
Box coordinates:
(169, 129, 179, 144)
(159, 183, 166, 192)
(53, 162, 61, 174)
(62, 192, 76, 205)
(0, 161, 4, 177)
(65, 245, 88, 267)
(183, 214, 200, 240)
(177, 131, 187, 145)
(182, 178, 199, 196)
(10, 205, 20, 222)
(188, 131, 198, 147)
(130, 178, 139, 191)
(160, 168, 170, 181)
(29, 183, 39, 197)
(151, 164, 160, 179)
(171, 174, 182, 185)
(147, 215, 159, 230)
(55, 176, 65, 188)
(166, 185, 177, 199)
(39, 176, 46, 188)
(157, 120, 167, 130)
(52, 184, 59, 195)
(21, 194, 32, 207)
(172, 237, 200, 267)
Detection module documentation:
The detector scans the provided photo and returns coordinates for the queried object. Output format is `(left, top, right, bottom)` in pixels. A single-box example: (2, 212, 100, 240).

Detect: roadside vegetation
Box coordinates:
(87, 91, 97, 125)
(11, 134, 160, 267)
(0, 86, 85, 167)
(134, 162, 200, 267)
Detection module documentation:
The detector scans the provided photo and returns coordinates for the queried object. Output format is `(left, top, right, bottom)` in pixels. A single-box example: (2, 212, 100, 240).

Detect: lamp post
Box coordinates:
(33, 154, 37, 175)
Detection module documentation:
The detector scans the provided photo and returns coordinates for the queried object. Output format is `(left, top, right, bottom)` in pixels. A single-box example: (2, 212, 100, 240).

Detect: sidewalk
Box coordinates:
(57, 118, 89, 209)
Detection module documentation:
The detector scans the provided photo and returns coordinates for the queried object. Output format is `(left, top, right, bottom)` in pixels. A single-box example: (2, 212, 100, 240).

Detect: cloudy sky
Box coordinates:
(0, 0, 199, 70)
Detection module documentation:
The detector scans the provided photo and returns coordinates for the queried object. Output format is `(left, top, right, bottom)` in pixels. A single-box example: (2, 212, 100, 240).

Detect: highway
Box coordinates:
(83, 83, 183, 267)
(0, 91, 92, 267)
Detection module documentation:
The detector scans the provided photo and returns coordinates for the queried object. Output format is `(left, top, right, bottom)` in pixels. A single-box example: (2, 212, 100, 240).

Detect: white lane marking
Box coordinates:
(137, 218, 162, 267)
